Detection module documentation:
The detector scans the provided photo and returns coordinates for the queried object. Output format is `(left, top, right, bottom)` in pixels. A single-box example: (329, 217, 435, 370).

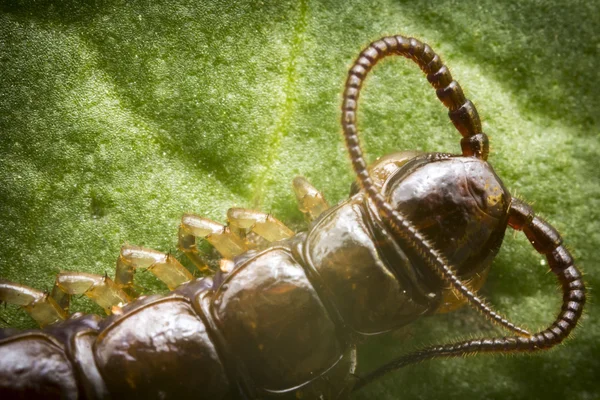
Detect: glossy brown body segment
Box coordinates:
(306, 194, 431, 334)
(0, 334, 78, 399)
(212, 247, 341, 392)
(94, 294, 230, 399)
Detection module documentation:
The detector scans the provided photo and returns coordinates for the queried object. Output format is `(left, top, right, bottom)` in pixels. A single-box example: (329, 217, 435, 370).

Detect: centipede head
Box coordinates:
(365, 151, 511, 311)
(344, 36, 584, 392)
(341, 35, 533, 336)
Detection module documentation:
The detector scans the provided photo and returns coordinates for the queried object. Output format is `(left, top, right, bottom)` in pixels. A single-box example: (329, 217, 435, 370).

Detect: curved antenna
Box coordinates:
(341, 35, 528, 336)
(353, 198, 585, 390)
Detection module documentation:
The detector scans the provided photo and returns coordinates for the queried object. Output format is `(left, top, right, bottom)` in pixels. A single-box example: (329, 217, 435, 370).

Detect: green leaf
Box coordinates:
(1, 1, 598, 399)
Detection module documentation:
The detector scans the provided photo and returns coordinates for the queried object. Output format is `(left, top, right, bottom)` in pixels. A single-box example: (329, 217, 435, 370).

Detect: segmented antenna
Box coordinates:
(341, 35, 529, 336)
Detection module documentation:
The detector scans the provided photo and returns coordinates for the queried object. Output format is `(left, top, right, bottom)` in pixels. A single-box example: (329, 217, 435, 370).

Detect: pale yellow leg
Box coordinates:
(0, 279, 67, 327)
(178, 223, 212, 273)
(54, 272, 131, 314)
(51, 282, 71, 313)
(227, 208, 294, 242)
(292, 176, 330, 221)
(1, 243, 193, 325)
(178, 214, 248, 264)
(116, 245, 193, 291)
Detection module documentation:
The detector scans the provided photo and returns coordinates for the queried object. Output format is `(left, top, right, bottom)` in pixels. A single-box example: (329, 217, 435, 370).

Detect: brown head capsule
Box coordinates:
(341, 35, 585, 391)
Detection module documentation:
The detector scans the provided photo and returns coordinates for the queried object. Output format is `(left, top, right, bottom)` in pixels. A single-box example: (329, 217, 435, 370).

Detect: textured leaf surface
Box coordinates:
(1, 1, 598, 399)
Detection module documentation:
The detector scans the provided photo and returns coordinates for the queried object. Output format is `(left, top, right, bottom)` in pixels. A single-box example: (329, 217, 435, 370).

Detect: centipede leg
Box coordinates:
(179, 214, 248, 267)
(115, 245, 193, 292)
(178, 220, 212, 273)
(293, 176, 330, 221)
(0, 280, 66, 327)
(227, 208, 294, 242)
(53, 272, 131, 315)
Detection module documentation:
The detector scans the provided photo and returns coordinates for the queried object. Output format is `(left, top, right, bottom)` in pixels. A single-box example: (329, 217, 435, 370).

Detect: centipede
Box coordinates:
(0, 35, 585, 400)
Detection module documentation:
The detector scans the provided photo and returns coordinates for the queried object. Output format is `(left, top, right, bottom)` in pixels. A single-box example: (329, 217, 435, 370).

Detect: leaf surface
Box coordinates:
(1, 1, 598, 399)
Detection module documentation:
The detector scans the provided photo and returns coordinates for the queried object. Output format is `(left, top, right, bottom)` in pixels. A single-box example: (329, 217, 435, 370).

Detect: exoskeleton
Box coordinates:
(0, 35, 585, 400)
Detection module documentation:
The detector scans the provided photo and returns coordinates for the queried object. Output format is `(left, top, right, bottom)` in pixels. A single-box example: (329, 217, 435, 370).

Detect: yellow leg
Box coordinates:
(116, 245, 193, 292)
(0, 279, 67, 327)
(178, 214, 248, 266)
(227, 208, 294, 242)
(51, 281, 71, 313)
(178, 223, 212, 273)
(292, 176, 329, 221)
(54, 272, 131, 315)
